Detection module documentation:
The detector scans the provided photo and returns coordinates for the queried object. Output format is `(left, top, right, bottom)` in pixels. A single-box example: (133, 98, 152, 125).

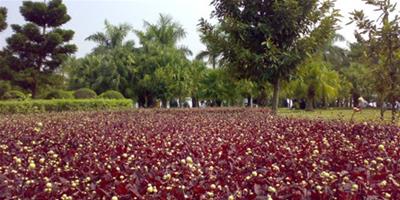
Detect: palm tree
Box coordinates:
(322, 34, 350, 71)
(196, 22, 223, 69)
(195, 50, 219, 69)
(188, 60, 207, 107)
(86, 20, 133, 53)
(288, 57, 340, 111)
(133, 14, 192, 107)
(135, 14, 191, 56)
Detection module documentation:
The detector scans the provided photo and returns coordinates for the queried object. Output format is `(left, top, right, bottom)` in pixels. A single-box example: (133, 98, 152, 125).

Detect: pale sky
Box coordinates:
(0, 0, 394, 58)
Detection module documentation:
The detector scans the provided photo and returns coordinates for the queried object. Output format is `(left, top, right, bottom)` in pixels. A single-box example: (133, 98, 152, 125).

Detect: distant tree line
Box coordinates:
(0, 0, 399, 122)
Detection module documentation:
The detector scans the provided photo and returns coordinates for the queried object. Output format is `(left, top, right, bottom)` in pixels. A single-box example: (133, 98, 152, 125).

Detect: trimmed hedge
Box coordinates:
(2, 90, 27, 101)
(99, 90, 125, 99)
(0, 99, 133, 114)
(45, 90, 74, 99)
(74, 88, 97, 99)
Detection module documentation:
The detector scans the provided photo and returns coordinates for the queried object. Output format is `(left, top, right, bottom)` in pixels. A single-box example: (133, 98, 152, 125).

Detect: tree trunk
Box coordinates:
(212, 56, 216, 69)
(377, 96, 385, 121)
(216, 99, 222, 107)
(271, 79, 280, 115)
(257, 86, 268, 107)
(161, 99, 168, 108)
(148, 96, 156, 108)
(352, 93, 360, 108)
(322, 96, 328, 109)
(191, 96, 198, 108)
(391, 101, 397, 124)
(305, 85, 316, 111)
(247, 96, 252, 108)
(138, 95, 145, 108)
(380, 103, 385, 121)
(349, 97, 353, 108)
(305, 97, 314, 111)
(31, 82, 38, 99)
(31, 72, 38, 99)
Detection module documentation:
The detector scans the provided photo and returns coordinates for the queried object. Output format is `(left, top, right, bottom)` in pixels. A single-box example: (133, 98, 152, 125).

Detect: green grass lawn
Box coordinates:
(279, 108, 398, 125)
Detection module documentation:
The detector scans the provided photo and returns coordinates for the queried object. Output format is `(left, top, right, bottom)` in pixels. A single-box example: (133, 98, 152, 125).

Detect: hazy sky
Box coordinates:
(0, 0, 388, 58)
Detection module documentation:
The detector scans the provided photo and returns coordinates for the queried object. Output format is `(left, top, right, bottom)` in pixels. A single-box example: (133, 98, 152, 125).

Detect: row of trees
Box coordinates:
(62, 15, 258, 108)
(349, 0, 400, 122)
(0, 0, 399, 122)
(196, 0, 400, 122)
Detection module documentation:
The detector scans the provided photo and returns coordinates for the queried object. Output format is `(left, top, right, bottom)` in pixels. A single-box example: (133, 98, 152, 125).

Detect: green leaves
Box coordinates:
(20, 0, 70, 28)
(86, 20, 133, 54)
(3, 0, 76, 97)
(201, 0, 340, 112)
(0, 7, 7, 32)
(66, 47, 136, 99)
(350, 0, 400, 122)
(286, 56, 341, 110)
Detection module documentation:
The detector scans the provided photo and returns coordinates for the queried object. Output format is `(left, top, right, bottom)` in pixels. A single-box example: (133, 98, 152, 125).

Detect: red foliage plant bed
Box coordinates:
(0, 109, 400, 199)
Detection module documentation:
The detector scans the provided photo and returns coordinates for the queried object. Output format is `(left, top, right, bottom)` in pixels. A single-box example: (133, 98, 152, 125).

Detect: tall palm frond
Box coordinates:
(86, 20, 133, 53)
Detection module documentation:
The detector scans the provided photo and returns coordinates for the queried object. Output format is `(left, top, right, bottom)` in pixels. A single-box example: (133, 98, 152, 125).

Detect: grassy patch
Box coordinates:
(279, 108, 397, 124)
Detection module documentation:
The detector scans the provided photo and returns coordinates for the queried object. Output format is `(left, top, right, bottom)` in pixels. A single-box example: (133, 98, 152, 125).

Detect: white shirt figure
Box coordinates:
(358, 97, 368, 109)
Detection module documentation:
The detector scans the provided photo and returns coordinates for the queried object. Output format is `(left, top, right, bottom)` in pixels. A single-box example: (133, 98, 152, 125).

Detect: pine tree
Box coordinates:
(4, 0, 76, 97)
(0, 7, 7, 32)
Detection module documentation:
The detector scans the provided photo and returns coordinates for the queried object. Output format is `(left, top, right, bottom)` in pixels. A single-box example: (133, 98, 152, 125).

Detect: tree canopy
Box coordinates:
(0, 7, 7, 32)
(349, 0, 400, 122)
(199, 0, 340, 113)
(1, 0, 398, 118)
(86, 20, 134, 54)
(2, 0, 76, 97)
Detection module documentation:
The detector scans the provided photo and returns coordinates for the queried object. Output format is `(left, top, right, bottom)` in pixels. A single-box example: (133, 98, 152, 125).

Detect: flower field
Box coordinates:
(0, 109, 400, 199)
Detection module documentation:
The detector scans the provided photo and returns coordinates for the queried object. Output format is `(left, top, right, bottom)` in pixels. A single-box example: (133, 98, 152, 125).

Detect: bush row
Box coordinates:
(0, 99, 133, 114)
(46, 89, 126, 100)
(0, 86, 126, 101)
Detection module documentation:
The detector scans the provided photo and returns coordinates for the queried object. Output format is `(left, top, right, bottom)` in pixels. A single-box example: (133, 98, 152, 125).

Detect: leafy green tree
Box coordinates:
(0, 7, 7, 32)
(236, 79, 257, 107)
(134, 14, 190, 107)
(135, 14, 191, 55)
(200, 68, 240, 107)
(349, 0, 400, 122)
(334, 76, 353, 108)
(196, 24, 223, 69)
(187, 60, 207, 107)
(342, 62, 373, 105)
(200, 0, 339, 114)
(66, 20, 137, 99)
(155, 60, 191, 108)
(321, 34, 351, 72)
(0, 7, 8, 89)
(287, 57, 340, 111)
(66, 48, 136, 98)
(335, 42, 374, 107)
(3, 0, 76, 98)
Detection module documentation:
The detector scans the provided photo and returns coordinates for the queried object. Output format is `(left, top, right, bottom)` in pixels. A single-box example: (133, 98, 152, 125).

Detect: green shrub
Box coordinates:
(45, 90, 74, 99)
(99, 90, 125, 99)
(0, 81, 11, 98)
(0, 99, 133, 114)
(74, 88, 97, 99)
(2, 90, 26, 100)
